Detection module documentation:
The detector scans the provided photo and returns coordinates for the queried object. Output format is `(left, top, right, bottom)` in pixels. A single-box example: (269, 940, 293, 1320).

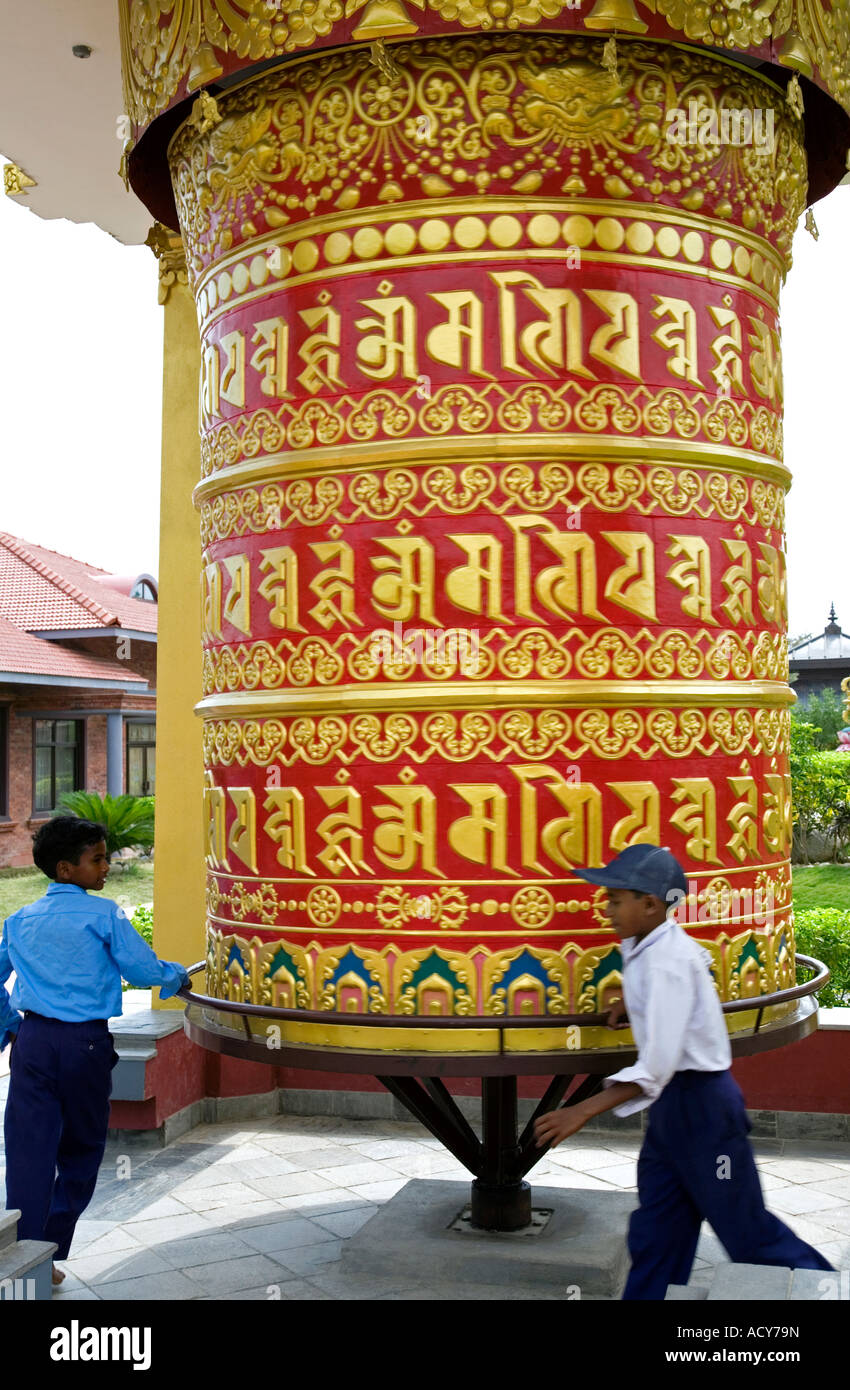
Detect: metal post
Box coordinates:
(469, 1076, 531, 1231)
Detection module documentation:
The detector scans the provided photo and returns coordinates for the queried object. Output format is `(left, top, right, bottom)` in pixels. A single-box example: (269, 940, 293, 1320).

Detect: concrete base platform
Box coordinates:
(341, 1180, 637, 1298)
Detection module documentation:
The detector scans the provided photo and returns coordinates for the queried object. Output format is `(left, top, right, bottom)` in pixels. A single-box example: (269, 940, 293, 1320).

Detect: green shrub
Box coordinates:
(57, 792, 155, 857)
(122, 903, 154, 991)
(131, 903, 153, 946)
(795, 908, 850, 1007)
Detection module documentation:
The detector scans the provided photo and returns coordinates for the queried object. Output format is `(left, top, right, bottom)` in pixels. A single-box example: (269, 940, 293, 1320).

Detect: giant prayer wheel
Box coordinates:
(121, 1, 850, 1062)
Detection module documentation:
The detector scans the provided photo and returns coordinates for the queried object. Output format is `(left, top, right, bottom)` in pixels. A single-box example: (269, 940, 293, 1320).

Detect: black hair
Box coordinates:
(32, 816, 108, 880)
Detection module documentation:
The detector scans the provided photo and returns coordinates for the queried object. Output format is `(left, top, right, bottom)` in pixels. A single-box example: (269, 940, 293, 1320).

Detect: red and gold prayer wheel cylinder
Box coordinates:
(146, 27, 831, 1053)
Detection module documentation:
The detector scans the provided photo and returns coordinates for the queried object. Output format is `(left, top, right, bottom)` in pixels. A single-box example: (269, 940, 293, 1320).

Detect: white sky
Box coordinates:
(0, 157, 847, 638)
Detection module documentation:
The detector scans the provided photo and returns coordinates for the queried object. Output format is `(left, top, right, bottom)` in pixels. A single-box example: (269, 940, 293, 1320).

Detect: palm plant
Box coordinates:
(56, 791, 155, 857)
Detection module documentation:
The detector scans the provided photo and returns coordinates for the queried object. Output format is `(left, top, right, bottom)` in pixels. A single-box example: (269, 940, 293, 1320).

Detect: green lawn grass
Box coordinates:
(0, 861, 154, 922)
(792, 864, 850, 911)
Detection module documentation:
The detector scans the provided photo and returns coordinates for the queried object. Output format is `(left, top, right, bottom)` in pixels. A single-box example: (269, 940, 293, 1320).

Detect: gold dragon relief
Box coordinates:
(164, 35, 809, 278)
(122, 1, 850, 138)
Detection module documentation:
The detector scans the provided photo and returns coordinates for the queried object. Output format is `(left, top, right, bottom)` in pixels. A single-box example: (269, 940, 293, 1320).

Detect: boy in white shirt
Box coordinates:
(534, 843, 833, 1299)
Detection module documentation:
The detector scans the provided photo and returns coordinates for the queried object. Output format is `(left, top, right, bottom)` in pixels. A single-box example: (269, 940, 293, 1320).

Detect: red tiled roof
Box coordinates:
(0, 615, 147, 684)
(0, 534, 158, 634)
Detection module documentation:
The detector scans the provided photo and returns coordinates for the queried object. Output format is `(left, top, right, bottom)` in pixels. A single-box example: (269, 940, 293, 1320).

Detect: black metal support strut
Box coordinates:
(377, 1071, 605, 1231)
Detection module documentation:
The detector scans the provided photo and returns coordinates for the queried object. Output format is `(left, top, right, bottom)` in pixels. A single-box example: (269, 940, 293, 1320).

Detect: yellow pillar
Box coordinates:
(149, 226, 206, 1003)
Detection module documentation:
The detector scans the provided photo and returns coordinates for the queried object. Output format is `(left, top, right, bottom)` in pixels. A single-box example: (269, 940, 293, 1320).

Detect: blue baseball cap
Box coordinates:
(573, 844, 688, 901)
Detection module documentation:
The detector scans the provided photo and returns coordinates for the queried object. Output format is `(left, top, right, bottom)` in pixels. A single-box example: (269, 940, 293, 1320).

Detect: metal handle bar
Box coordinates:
(177, 954, 829, 1033)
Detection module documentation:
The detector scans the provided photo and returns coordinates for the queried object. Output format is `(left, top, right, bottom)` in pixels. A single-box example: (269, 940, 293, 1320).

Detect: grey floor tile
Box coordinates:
(348, 1140, 433, 1161)
(807, 1206, 850, 1237)
(308, 1268, 420, 1300)
(346, 1179, 410, 1203)
(767, 1187, 848, 1217)
(96, 1270, 206, 1301)
(266, 1240, 343, 1275)
(67, 1220, 117, 1251)
(245, 1172, 339, 1200)
(379, 1153, 460, 1179)
(71, 1227, 144, 1258)
(172, 1180, 275, 1211)
(209, 1280, 334, 1301)
(51, 1287, 104, 1301)
(760, 1160, 850, 1185)
(591, 1162, 637, 1188)
(121, 1212, 215, 1244)
(151, 1231, 260, 1269)
(545, 1146, 630, 1172)
(313, 1206, 377, 1239)
(122, 1197, 195, 1222)
(238, 1217, 337, 1253)
(64, 1246, 173, 1287)
(314, 1160, 405, 1186)
(265, 1147, 375, 1174)
(197, 1200, 288, 1229)
(534, 1171, 620, 1192)
(180, 1253, 288, 1295)
(276, 1189, 375, 1217)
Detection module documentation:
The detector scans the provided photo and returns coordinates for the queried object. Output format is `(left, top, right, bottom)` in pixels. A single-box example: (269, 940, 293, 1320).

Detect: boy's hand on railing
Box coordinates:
(606, 998, 629, 1029)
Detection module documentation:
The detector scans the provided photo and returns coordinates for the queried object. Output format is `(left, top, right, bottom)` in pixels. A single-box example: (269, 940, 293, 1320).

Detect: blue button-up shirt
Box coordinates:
(0, 883, 188, 1049)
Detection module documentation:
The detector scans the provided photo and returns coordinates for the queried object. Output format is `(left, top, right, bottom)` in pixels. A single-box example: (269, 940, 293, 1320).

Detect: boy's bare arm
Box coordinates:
(533, 1082, 644, 1148)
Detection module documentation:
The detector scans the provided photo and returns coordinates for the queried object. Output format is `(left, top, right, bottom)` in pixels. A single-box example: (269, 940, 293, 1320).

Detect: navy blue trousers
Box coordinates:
(4, 1014, 118, 1260)
(623, 1070, 834, 1300)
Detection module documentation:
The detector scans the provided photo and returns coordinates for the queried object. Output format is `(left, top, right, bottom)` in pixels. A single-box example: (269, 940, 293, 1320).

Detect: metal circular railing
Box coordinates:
(178, 953, 829, 1038)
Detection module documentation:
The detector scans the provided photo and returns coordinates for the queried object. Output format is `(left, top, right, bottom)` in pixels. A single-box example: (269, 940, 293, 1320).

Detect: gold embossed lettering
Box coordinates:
(445, 535, 507, 620)
(650, 296, 702, 385)
(666, 536, 716, 624)
(355, 291, 418, 381)
(720, 539, 756, 627)
(228, 787, 257, 874)
(371, 537, 438, 623)
(263, 788, 314, 875)
(671, 778, 721, 863)
(259, 547, 304, 631)
(426, 291, 491, 377)
(373, 782, 442, 876)
(602, 533, 657, 621)
(250, 316, 291, 398)
(221, 553, 251, 635)
(316, 787, 372, 876)
(309, 541, 362, 629)
(297, 304, 345, 393)
(585, 290, 641, 382)
(448, 784, 515, 874)
(608, 782, 661, 853)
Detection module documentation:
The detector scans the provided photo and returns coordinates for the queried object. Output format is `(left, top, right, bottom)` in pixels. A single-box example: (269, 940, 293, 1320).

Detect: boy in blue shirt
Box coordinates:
(0, 816, 190, 1284)
(534, 844, 833, 1299)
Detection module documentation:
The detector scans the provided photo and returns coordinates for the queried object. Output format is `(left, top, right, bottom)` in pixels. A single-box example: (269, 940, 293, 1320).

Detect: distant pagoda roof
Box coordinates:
(790, 606, 850, 665)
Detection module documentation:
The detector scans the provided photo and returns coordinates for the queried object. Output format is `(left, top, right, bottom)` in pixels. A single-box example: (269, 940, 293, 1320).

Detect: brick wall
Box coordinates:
(87, 715, 108, 796)
(0, 691, 122, 868)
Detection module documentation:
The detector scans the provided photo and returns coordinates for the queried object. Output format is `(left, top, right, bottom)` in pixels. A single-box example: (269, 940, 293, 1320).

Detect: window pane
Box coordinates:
(35, 720, 52, 745)
(144, 748, 155, 796)
(128, 723, 154, 745)
(54, 746, 76, 800)
(56, 721, 78, 745)
(34, 746, 53, 812)
(128, 746, 145, 797)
